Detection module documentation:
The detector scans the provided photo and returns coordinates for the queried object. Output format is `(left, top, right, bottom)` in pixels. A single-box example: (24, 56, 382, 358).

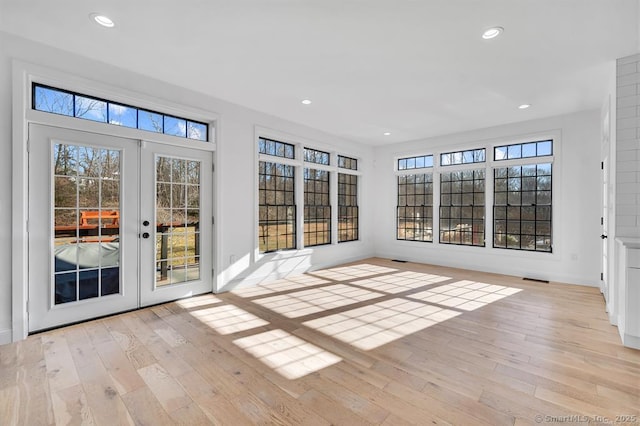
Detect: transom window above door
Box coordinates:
(32, 83, 209, 142)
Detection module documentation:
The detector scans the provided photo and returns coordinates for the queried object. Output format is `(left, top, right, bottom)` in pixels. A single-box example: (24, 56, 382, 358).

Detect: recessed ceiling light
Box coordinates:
(518, 104, 531, 109)
(301, 99, 312, 105)
(482, 27, 503, 39)
(383, 132, 391, 136)
(90, 13, 115, 28)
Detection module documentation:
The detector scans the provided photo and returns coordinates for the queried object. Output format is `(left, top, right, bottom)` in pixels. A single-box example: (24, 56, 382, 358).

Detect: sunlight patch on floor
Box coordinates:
(311, 264, 398, 281)
(303, 299, 460, 350)
(233, 329, 342, 379)
(252, 284, 383, 318)
(232, 275, 331, 298)
(352, 271, 451, 294)
(408, 280, 522, 311)
(190, 304, 268, 335)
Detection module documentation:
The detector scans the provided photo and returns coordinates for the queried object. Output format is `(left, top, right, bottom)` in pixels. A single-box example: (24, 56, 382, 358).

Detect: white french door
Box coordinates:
(139, 141, 213, 307)
(28, 124, 213, 332)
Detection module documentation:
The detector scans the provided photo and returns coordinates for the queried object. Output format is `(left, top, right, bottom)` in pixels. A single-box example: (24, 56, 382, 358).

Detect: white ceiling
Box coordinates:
(1, 1, 638, 145)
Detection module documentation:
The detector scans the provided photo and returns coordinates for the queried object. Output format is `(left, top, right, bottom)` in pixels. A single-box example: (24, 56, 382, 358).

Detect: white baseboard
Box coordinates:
(0, 328, 12, 345)
(622, 332, 640, 350)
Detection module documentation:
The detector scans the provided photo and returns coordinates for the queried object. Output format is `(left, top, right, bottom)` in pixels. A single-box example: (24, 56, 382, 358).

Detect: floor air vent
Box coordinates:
(523, 277, 549, 283)
(391, 259, 408, 263)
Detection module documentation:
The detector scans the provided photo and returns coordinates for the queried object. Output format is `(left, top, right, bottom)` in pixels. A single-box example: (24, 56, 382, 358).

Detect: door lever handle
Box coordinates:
(141, 232, 150, 239)
(600, 234, 608, 239)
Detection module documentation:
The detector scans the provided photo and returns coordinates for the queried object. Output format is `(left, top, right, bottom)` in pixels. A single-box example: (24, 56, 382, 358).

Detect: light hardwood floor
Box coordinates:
(1, 258, 639, 425)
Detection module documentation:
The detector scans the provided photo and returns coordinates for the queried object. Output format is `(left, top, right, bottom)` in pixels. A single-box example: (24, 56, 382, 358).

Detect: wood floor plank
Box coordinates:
(85, 321, 146, 395)
(137, 363, 193, 413)
(1, 257, 639, 425)
(120, 386, 175, 426)
(50, 383, 95, 425)
(64, 326, 135, 426)
(42, 332, 80, 392)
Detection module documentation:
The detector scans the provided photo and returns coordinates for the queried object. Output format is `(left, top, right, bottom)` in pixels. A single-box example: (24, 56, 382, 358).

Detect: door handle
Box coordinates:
(142, 220, 150, 227)
(141, 232, 150, 239)
(601, 234, 608, 239)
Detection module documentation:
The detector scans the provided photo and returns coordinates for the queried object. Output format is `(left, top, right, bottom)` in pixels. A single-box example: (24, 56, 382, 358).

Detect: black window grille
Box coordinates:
(440, 149, 485, 166)
(398, 155, 433, 171)
(493, 163, 552, 252)
(258, 161, 296, 252)
(338, 173, 358, 242)
(439, 169, 485, 246)
(397, 174, 433, 242)
(304, 168, 331, 246)
(304, 148, 330, 165)
(33, 83, 208, 141)
(494, 140, 552, 161)
(338, 155, 358, 170)
(258, 137, 295, 159)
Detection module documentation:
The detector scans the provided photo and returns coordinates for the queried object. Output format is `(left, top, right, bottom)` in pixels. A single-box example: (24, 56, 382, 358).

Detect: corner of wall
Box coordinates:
(0, 328, 12, 345)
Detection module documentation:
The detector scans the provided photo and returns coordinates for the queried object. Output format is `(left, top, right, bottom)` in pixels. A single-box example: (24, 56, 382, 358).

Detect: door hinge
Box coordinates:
(212, 268, 215, 278)
(601, 217, 604, 226)
(212, 163, 215, 173)
(212, 216, 215, 225)
(601, 161, 604, 170)
(26, 219, 29, 233)
(26, 138, 30, 153)
(600, 272, 604, 281)
(26, 300, 29, 313)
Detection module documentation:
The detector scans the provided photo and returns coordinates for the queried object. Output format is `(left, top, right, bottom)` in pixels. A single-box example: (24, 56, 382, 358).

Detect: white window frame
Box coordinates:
(11, 60, 219, 341)
(392, 130, 561, 258)
(253, 127, 362, 261)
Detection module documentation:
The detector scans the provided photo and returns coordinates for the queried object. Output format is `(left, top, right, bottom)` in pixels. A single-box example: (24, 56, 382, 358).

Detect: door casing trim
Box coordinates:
(12, 60, 220, 341)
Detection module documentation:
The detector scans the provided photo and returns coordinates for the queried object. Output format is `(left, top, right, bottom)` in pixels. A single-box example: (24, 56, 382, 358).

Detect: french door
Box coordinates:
(28, 124, 213, 332)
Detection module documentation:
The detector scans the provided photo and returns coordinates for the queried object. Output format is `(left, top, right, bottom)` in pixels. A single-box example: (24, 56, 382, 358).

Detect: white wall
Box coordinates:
(0, 33, 13, 344)
(615, 53, 640, 237)
(0, 31, 375, 342)
(372, 110, 602, 286)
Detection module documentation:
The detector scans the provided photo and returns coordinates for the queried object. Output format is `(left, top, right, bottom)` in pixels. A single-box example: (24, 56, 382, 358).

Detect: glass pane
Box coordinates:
(139, 110, 163, 133)
(101, 267, 120, 296)
(55, 272, 77, 304)
(186, 161, 200, 184)
(494, 146, 507, 160)
(35, 86, 74, 116)
(172, 184, 186, 208)
(156, 157, 172, 182)
(54, 243, 77, 272)
(165, 116, 187, 138)
(109, 103, 137, 128)
(157, 184, 171, 208)
(78, 181, 100, 208)
(79, 270, 99, 300)
(172, 158, 186, 183)
(537, 141, 552, 156)
(101, 180, 119, 208)
(75, 96, 107, 122)
(522, 143, 537, 157)
(507, 145, 522, 159)
(285, 144, 295, 159)
(54, 144, 78, 176)
(54, 177, 77, 208)
(187, 186, 200, 208)
(187, 121, 207, 141)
